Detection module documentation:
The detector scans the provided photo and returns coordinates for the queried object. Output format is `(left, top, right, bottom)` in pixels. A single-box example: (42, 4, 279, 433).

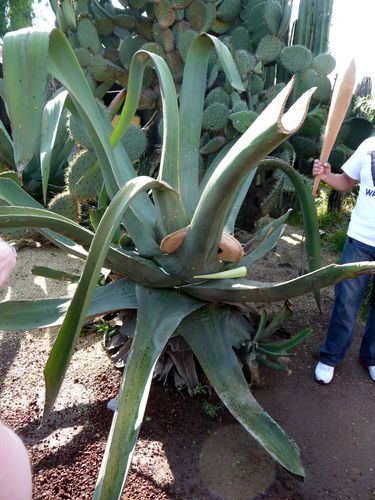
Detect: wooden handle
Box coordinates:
(312, 59, 356, 196)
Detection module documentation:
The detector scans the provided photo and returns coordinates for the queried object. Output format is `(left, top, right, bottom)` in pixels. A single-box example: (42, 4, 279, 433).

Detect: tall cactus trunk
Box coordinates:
(293, 0, 334, 56)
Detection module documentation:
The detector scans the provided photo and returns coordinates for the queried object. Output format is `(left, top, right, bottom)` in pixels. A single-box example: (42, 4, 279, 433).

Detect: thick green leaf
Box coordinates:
(180, 306, 304, 476)
(260, 299, 293, 339)
(260, 327, 311, 354)
(0, 279, 136, 331)
(31, 266, 80, 283)
(242, 209, 291, 268)
(183, 261, 375, 303)
(179, 34, 244, 219)
(40, 89, 68, 203)
(177, 79, 316, 275)
(0, 178, 89, 259)
(94, 286, 204, 500)
(3, 28, 49, 169)
(224, 168, 257, 234)
(252, 157, 321, 308)
(257, 158, 321, 272)
(43, 176, 176, 418)
(0, 120, 15, 169)
(110, 49, 188, 235)
(5, 28, 158, 256)
(0, 201, 182, 287)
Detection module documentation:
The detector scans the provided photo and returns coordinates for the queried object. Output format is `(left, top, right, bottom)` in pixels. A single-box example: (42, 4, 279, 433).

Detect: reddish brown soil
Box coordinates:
(1, 231, 375, 499)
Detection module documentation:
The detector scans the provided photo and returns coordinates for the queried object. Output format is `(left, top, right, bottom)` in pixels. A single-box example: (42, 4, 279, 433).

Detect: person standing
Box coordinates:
(313, 136, 375, 384)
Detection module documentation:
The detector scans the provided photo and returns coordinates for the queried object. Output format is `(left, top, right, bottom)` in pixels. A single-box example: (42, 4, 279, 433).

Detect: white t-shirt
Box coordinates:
(341, 136, 375, 247)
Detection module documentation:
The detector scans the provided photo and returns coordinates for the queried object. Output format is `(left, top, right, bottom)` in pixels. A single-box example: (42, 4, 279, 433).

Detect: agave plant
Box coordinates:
(2, 27, 375, 499)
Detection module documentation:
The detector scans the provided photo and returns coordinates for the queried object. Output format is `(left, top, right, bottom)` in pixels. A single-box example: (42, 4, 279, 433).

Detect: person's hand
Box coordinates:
(0, 239, 17, 287)
(312, 159, 331, 181)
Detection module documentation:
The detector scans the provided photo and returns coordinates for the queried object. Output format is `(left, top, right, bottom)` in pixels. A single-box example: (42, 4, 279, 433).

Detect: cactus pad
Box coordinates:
(121, 124, 148, 162)
(200, 135, 227, 155)
(280, 45, 313, 73)
(229, 110, 258, 133)
(202, 102, 230, 131)
(61, 0, 77, 31)
(210, 18, 230, 34)
(87, 54, 127, 82)
(66, 150, 102, 202)
(205, 87, 230, 107)
(265, 1, 282, 35)
(312, 53, 336, 76)
(217, 0, 241, 22)
(176, 29, 196, 61)
(114, 14, 136, 30)
(256, 35, 282, 63)
(289, 136, 320, 159)
(231, 27, 251, 51)
(234, 50, 257, 81)
(187, 0, 216, 32)
(94, 19, 114, 36)
(248, 73, 264, 95)
(299, 116, 322, 138)
(77, 16, 103, 55)
(154, 0, 176, 29)
(313, 74, 332, 103)
(48, 192, 82, 222)
(153, 24, 175, 53)
(68, 112, 92, 150)
(242, 1, 266, 32)
(74, 47, 91, 67)
(119, 35, 146, 69)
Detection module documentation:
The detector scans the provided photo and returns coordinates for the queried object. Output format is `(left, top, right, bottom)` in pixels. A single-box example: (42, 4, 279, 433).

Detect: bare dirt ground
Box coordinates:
(1, 228, 375, 500)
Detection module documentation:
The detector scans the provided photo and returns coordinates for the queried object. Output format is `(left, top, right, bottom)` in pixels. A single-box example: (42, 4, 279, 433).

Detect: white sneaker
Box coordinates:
(315, 362, 335, 384)
(368, 366, 375, 382)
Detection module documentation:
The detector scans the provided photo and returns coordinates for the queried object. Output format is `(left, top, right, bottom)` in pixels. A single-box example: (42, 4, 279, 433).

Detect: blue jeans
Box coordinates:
(319, 236, 375, 367)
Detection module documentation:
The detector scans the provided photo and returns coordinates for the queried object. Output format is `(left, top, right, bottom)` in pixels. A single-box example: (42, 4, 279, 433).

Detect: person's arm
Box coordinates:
(0, 237, 17, 287)
(312, 159, 358, 192)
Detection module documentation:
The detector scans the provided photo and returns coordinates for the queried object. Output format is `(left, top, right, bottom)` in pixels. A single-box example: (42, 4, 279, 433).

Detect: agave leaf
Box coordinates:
(111, 51, 178, 189)
(4, 28, 158, 255)
(0, 279, 136, 331)
(177, 79, 316, 275)
(43, 176, 176, 418)
(224, 168, 258, 234)
(0, 205, 97, 247)
(179, 34, 244, 219)
(183, 261, 375, 303)
(242, 209, 291, 267)
(31, 266, 80, 283)
(0, 202, 181, 287)
(94, 286, 204, 500)
(199, 138, 255, 233)
(40, 89, 69, 203)
(257, 158, 321, 269)
(0, 120, 15, 169)
(3, 28, 49, 170)
(180, 306, 304, 476)
(199, 139, 237, 194)
(0, 177, 90, 259)
(246, 157, 321, 308)
(0, 78, 5, 100)
(260, 327, 311, 354)
(261, 299, 293, 339)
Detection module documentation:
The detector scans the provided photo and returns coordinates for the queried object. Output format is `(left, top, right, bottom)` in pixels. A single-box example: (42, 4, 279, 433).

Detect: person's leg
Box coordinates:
(319, 237, 373, 367)
(359, 277, 375, 367)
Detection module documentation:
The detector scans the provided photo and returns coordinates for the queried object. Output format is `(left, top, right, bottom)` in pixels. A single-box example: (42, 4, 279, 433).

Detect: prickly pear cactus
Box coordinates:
(51, 0, 340, 219)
